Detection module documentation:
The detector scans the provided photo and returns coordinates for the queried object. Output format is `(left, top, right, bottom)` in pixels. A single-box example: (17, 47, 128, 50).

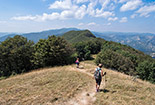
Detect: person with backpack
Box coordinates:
(75, 58, 80, 68)
(94, 64, 106, 92)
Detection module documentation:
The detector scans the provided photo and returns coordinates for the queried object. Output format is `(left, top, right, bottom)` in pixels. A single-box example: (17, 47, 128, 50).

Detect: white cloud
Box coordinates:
(109, 3, 116, 10)
(78, 23, 84, 26)
(99, 0, 111, 11)
(136, 4, 155, 17)
(60, 10, 74, 19)
(87, 2, 96, 16)
(87, 0, 115, 18)
(95, 11, 115, 18)
(75, 0, 88, 4)
(12, 4, 87, 21)
(120, 0, 142, 12)
(87, 22, 96, 26)
(75, 5, 87, 19)
(108, 17, 118, 21)
(11, 15, 36, 21)
(107, 22, 111, 25)
(130, 14, 137, 18)
(49, 0, 72, 9)
(119, 17, 127, 23)
(41, 13, 60, 21)
(11, 0, 119, 21)
(119, 0, 128, 3)
(12, 13, 61, 21)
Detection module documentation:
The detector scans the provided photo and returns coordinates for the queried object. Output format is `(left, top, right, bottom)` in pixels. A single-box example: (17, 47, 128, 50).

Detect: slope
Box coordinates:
(62, 30, 96, 43)
(0, 61, 155, 105)
(0, 66, 94, 105)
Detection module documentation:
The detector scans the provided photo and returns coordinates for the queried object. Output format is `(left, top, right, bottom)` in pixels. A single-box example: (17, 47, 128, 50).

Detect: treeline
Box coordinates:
(0, 35, 75, 78)
(0, 35, 154, 83)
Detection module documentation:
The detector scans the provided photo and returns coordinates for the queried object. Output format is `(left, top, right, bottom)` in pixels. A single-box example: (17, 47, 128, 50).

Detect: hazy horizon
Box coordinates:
(0, 27, 155, 35)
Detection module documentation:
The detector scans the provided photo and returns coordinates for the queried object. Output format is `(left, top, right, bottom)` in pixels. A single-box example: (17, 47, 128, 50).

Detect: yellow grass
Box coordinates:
(77, 61, 155, 105)
(0, 61, 155, 105)
(0, 66, 93, 105)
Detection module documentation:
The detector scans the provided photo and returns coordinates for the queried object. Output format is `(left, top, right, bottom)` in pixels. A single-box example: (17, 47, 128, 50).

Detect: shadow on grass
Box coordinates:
(99, 88, 117, 94)
(99, 89, 110, 93)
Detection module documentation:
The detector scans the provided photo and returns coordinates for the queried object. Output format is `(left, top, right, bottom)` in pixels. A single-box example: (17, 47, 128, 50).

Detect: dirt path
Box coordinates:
(67, 67, 96, 105)
(63, 64, 105, 105)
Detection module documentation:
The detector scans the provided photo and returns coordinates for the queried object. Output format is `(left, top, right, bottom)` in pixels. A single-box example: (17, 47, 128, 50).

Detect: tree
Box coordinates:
(95, 49, 135, 75)
(73, 39, 103, 60)
(0, 35, 34, 77)
(32, 35, 74, 68)
(136, 60, 155, 83)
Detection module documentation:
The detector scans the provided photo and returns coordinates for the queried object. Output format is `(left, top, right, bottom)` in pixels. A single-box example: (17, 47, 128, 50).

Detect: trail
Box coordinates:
(63, 67, 96, 105)
(63, 63, 105, 105)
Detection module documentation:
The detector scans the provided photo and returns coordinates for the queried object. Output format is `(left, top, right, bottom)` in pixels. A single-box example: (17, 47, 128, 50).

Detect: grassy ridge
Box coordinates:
(0, 66, 93, 105)
(62, 30, 96, 43)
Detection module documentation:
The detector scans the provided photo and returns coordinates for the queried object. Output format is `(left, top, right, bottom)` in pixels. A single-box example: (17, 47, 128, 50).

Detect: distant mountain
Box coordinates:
(93, 32, 155, 55)
(0, 28, 155, 56)
(0, 33, 17, 42)
(62, 30, 96, 43)
(0, 32, 10, 37)
(0, 28, 79, 43)
(22, 28, 79, 43)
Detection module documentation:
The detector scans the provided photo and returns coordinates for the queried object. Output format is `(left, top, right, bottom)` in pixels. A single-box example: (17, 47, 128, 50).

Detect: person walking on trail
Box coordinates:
(75, 58, 80, 68)
(94, 64, 106, 92)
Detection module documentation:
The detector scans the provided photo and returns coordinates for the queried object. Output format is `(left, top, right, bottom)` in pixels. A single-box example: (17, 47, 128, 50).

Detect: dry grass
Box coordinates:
(0, 61, 155, 105)
(0, 66, 93, 105)
(77, 61, 155, 105)
(93, 67, 155, 105)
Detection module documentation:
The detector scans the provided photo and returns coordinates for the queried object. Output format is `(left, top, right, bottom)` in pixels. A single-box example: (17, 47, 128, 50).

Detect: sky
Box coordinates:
(0, 0, 155, 33)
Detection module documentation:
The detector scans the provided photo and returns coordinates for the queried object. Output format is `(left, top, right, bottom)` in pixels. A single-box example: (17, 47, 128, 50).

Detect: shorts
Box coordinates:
(95, 78, 102, 85)
(76, 62, 79, 65)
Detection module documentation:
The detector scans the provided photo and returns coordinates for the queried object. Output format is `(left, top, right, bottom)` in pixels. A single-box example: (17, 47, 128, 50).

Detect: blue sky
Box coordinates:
(0, 0, 155, 33)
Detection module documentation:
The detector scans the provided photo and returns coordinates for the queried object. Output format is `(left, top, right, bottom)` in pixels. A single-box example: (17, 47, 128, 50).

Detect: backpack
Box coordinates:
(94, 67, 101, 79)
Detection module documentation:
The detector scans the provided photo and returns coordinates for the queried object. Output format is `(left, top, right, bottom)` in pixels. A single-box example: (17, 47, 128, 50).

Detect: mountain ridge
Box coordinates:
(93, 31, 155, 55)
(0, 28, 80, 43)
(62, 30, 96, 43)
(0, 28, 154, 56)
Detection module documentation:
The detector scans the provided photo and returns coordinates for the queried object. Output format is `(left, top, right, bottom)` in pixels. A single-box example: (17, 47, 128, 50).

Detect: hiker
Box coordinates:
(75, 58, 80, 68)
(94, 64, 106, 92)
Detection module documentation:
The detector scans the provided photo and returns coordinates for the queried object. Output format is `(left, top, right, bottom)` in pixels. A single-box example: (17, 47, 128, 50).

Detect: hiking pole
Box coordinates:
(103, 72, 107, 89)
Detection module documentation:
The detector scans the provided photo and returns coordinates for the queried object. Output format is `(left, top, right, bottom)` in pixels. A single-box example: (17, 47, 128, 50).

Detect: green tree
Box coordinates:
(0, 35, 34, 77)
(73, 39, 103, 60)
(32, 35, 74, 68)
(136, 60, 155, 83)
(95, 49, 135, 75)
